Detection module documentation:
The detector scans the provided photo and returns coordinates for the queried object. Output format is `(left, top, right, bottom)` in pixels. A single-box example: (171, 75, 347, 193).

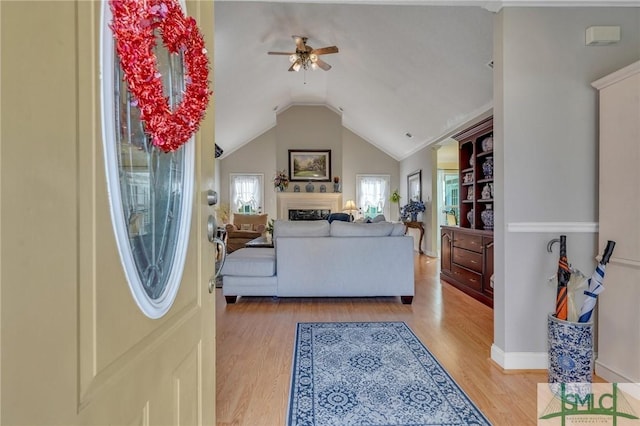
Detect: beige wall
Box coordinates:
(219, 105, 400, 221)
(342, 128, 400, 219)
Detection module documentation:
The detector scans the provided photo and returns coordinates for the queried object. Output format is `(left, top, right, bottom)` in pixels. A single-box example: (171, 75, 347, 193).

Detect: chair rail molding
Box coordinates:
(507, 222, 599, 233)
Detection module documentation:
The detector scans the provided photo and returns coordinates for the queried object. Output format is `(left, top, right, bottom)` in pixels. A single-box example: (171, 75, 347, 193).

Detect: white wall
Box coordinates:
(493, 7, 640, 368)
(400, 148, 436, 254)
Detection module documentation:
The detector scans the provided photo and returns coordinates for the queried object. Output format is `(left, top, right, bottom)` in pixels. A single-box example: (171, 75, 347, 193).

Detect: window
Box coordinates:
(230, 174, 264, 214)
(356, 174, 390, 220)
(100, 2, 194, 319)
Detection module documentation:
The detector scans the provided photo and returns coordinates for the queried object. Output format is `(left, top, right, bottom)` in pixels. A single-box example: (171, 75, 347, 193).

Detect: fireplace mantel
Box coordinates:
(277, 192, 343, 220)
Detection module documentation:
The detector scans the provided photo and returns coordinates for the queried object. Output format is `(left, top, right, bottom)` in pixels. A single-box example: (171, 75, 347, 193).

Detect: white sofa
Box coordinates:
(221, 220, 415, 304)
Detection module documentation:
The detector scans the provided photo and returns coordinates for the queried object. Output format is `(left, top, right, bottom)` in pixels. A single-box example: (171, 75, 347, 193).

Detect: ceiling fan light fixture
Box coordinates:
(309, 53, 318, 63)
(289, 54, 297, 63)
(292, 61, 302, 72)
(310, 62, 319, 70)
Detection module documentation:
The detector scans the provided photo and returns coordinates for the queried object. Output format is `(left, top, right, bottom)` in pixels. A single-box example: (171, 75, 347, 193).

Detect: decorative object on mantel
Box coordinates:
(467, 186, 474, 201)
(319, 184, 326, 193)
(482, 156, 494, 179)
(273, 170, 289, 192)
(467, 209, 474, 227)
(400, 200, 426, 222)
(293, 184, 300, 192)
(333, 176, 341, 193)
(305, 181, 314, 192)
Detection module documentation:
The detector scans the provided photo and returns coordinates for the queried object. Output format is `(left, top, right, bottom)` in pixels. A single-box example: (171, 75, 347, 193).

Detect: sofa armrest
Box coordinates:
(255, 224, 266, 233)
(225, 223, 237, 232)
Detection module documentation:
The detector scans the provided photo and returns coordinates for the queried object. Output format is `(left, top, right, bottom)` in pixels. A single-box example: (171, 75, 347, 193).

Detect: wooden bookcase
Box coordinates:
(456, 117, 493, 230)
(440, 117, 494, 307)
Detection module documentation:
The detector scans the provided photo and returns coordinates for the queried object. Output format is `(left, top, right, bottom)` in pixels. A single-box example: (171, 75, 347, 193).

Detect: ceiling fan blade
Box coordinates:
(311, 46, 339, 55)
(293, 35, 307, 52)
(268, 51, 295, 55)
(314, 58, 332, 71)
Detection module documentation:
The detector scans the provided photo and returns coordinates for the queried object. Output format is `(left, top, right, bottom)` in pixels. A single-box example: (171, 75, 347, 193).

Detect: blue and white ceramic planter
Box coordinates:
(548, 314, 594, 398)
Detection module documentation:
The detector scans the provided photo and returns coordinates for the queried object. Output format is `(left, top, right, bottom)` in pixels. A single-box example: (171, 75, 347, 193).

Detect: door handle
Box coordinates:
(207, 215, 227, 293)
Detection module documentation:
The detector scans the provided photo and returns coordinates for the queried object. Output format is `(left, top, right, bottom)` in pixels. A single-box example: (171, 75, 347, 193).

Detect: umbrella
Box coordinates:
(578, 240, 616, 323)
(555, 235, 571, 320)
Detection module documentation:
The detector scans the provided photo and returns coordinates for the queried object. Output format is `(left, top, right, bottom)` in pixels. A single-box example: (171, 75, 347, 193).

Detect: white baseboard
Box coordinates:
(491, 344, 548, 370)
(595, 360, 636, 383)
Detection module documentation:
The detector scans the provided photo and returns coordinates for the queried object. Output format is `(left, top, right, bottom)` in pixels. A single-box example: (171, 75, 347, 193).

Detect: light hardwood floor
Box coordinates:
(216, 254, 549, 425)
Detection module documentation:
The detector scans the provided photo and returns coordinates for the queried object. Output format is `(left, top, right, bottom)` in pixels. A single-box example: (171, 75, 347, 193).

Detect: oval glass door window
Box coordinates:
(100, 2, 195, 319)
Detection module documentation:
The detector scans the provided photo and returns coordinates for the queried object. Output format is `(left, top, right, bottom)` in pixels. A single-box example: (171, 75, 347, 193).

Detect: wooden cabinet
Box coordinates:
(440, 117, 494, 307)
(456, 117, 494, 230)
(441, 226, 493, 307)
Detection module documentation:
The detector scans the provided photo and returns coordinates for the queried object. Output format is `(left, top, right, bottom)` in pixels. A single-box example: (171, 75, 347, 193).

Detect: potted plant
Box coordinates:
(390, 189, 401, 219)
(400, 200, 426, 222)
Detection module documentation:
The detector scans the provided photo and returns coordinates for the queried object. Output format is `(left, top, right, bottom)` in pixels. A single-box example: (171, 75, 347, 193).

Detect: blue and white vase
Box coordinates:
(481, 204, 494, 230)
(482, 156, 494, 179)
(305, 182, 314, 192)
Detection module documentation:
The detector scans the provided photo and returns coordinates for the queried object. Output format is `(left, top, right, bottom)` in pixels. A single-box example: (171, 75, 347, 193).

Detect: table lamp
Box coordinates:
(343, 199, 357, 221)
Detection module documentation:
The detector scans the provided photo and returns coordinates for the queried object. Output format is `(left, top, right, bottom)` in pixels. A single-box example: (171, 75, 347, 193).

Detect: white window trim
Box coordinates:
(229, 173, 264, 215)
(356, 174, 391, 220)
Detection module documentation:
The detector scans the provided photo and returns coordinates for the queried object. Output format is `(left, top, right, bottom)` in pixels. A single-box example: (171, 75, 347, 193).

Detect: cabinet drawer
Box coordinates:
(451, 265, 482, 292)
(453, 232, 483, 252)
(453, 248, 483, 273)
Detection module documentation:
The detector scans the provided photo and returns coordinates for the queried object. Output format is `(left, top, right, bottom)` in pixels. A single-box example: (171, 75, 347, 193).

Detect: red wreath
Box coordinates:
(109, 0, 211, 152)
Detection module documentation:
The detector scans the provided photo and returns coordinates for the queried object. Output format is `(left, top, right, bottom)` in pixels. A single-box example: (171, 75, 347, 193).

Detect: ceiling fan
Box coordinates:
(268, 35, 339, 72)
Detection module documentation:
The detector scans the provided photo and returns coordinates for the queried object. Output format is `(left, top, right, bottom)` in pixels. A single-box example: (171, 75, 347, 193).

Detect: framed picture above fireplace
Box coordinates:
(288, 149, 332, 182)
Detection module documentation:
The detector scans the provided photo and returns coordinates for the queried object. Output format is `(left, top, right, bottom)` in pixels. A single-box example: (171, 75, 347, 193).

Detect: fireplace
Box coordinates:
(276, 193, 342, 220)
(288, 209, 331, 221)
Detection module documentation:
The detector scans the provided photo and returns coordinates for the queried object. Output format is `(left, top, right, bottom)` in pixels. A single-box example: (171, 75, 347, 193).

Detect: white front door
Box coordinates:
(0, 1, 216, 424)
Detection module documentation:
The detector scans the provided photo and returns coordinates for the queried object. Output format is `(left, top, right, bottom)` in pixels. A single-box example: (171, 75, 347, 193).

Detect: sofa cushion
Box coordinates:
(220, 248, 276, 277)
(273, 220, 330, 238)
(330, 221, 395, 237)
(390, 222, 406, 236)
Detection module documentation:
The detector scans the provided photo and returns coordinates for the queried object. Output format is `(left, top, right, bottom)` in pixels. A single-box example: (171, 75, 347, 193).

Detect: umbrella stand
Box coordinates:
(547, 235, 594, 398)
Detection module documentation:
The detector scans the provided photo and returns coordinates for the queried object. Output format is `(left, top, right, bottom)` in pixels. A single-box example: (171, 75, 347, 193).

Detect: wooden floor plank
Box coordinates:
(216, 254, 554, 425)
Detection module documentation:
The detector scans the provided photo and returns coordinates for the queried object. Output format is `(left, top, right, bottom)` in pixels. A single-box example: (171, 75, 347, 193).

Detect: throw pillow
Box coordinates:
(240, 223, 253, 231)
(371, 214, 386, 223)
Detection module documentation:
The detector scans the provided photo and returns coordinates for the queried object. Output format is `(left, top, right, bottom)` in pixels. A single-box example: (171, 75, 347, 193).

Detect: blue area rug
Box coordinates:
(287, 322, 492, 426)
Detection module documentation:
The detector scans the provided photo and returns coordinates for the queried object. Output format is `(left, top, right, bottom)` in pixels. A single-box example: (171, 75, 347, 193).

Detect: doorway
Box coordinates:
(435, 140, 459, 256)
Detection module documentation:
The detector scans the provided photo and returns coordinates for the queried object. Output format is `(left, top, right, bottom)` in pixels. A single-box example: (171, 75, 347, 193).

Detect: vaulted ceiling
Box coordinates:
(214, 1, 496, 160)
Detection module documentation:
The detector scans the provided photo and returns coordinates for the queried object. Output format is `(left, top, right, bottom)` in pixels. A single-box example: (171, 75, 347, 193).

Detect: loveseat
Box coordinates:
(221, 219, 415, 304)
(224, 213, 268, 252)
